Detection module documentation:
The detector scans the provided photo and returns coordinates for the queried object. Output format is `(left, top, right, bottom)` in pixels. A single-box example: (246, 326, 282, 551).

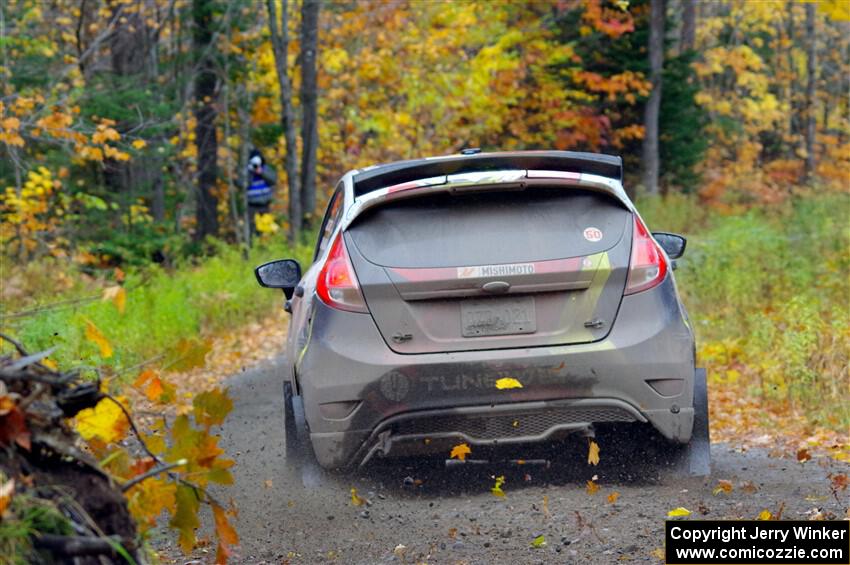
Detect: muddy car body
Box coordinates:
(256, 151, 708, 472)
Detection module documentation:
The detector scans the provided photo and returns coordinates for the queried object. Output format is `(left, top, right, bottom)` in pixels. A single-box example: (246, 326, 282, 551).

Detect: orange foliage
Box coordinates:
(581, 0, 636, 38)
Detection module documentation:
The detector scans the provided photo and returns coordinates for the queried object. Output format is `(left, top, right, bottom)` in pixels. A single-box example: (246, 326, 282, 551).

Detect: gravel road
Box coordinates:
(156, 358, 849, 565)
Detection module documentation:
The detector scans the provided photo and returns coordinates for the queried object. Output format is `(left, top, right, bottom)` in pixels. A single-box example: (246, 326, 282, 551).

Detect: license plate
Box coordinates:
(461, 296, 536, 337)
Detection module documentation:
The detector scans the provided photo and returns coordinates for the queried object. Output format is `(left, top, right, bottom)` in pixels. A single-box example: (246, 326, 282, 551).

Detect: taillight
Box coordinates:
(624, 215, 668, 295)
(316, 233, 369, 313)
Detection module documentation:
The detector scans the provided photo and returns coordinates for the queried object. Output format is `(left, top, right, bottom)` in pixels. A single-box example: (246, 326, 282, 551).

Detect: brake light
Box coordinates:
(316, 233, 369, 313)
(624, 215, 668, 295)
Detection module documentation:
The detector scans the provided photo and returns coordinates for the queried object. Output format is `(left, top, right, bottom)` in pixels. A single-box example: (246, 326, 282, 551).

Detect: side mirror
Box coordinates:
(255, 259, 302, 299)
(652, 232, 687, 259)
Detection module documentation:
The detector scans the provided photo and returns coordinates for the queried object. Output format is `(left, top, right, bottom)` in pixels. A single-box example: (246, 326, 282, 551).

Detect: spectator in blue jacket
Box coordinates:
(246, 149, 277, 233)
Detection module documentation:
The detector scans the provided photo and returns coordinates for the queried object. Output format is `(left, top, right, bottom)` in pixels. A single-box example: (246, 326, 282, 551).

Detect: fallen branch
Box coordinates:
(5, 347, 56, 372)
(0, 332, 29, 355)
(33, 533, 130, 558)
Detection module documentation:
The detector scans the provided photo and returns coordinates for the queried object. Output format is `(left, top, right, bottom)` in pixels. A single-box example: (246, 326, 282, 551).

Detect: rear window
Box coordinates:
(348, 188, 629, 268)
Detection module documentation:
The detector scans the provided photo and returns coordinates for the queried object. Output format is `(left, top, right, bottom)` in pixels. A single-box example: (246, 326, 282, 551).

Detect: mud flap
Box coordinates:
(283, 382, 325, 487)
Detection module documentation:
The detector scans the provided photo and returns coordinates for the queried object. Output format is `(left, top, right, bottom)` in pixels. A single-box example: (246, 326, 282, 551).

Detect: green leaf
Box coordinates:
(170, 338, 211, 371)
(192, 388, 233, 429)
(206, 467, 234, 485)
(170, 484, 200, 553)
(531, 534, 546, 548)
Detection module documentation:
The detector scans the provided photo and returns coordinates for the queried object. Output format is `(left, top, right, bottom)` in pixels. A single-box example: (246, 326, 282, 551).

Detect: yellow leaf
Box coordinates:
(350, 487, 365, 506)
(131, 139, 147, 149)
(491, 475, 506, 497)
(102, 285, 126, 314)
(42, 358, 57, 370)
(84, 319, 113, 358)
(586, 479, 600, 495)
(450, 443, 472, 462)
(820, 0, 850, 21)
(1, 117, 20, 131)
(0, 393, 15, 416)
(607, 491, 620, 504)
(587, 440, 600, 466)
(758, 509, 772, 520)
(0, 478, 15, 515)
(651, 547, 665, 560)
(713, 479, 733, 495)
(667, 507, 691, 517)
(126, 477, 176, 531)
(75, 397, 128, 444)
(530, 534, 546, 548)
(495, 377, 523, 390)
(254, 213, 280, 234)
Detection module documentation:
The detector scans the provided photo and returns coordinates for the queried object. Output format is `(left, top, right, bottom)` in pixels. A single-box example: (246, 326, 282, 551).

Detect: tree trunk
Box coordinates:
(300, 0, 320, 227)
(192, 0, 219, 240)
(680, 0, 696, 52)
(267, 0, 301, 244)
(642, 0, 664, 195)
(151, 175, 165, 222)
(237, 103, 252, 252)
(786, 1, 799, 152)
(803, 2, 817, 181)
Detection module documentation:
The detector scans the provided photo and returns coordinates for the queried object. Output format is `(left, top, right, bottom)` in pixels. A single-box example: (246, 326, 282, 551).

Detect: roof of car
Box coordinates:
(351, 150, 623, 197)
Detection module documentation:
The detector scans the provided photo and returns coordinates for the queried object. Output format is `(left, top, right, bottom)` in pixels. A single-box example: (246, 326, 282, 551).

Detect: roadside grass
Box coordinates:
(0, 491, 74, 565)
(642, 192, 850, 431)
(1, 237, 313, 377)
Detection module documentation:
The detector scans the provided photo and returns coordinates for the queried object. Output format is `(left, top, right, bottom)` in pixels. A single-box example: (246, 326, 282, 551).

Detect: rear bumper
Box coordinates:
(296, 276, 695, 469)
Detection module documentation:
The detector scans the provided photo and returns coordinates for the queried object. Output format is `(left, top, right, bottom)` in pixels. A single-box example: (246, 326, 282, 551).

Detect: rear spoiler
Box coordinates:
(352, 151, 623, 197)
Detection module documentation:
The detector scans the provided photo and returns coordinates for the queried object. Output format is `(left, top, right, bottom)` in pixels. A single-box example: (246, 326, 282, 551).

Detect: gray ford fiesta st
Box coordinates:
(256, 150, 709, 474)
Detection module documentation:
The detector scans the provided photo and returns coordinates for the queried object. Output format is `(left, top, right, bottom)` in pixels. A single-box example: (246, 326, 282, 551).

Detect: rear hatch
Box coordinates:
(345, 187, 632, 354)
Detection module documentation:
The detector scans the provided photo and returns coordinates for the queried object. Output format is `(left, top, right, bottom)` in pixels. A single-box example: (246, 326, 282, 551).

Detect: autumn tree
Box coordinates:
(691, 1, 848, 202)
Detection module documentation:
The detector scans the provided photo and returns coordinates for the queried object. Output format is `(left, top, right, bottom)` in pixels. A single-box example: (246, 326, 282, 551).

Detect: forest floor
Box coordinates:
(148, 331, 850, 565)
